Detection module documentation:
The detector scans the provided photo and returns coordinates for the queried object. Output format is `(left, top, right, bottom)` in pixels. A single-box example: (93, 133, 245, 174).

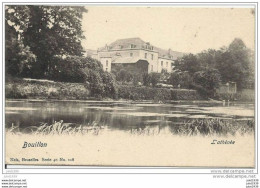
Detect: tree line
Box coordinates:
(5, 6, 255, 99)
(168, 38, 254, 97)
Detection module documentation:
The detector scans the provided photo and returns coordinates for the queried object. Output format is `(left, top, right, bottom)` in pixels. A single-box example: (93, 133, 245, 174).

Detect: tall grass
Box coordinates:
(7, 120, 106, 136)
(6, 119, 254, 137)
(170, 119, 254, 136)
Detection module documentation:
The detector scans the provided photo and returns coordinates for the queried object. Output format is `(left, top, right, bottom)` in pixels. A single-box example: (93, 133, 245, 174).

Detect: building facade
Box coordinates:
(86, 38, 183, 73)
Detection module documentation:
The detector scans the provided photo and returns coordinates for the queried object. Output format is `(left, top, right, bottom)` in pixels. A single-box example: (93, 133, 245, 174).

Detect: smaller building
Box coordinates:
(99, 56, 112, 72)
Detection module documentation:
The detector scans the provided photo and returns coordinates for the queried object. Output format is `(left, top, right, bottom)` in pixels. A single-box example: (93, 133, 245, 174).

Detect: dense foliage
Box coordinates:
(5, 6, 118, 99)
(5, 6, 254, 100)
(5, 5, 87, 78)
(171, 38, 254, 97)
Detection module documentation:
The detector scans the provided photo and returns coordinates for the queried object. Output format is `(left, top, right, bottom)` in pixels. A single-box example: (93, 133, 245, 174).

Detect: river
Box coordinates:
(5, 99, 254, 132)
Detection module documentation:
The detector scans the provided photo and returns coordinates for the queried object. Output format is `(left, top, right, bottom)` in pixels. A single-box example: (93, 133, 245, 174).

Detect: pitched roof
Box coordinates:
(98, 37, 184, 60)
(154, 47, 184, 60)
(99, 37, 148, 51)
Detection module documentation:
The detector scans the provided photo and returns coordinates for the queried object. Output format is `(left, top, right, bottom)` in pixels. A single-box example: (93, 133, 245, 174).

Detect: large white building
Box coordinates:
(86, 38, 183, 73)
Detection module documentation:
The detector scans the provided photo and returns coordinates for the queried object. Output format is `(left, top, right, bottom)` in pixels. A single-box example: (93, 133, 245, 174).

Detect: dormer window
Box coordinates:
(130, 53, 133, 57)
(131, 44, 136, 48)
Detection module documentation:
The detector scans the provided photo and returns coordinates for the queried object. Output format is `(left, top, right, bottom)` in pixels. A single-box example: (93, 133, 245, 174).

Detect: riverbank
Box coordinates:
(6, 79, 202, 101)
(6, 78, 91, 100)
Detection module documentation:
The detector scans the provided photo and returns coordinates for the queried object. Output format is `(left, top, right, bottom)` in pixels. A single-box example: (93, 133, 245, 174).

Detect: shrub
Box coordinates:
(170, 89, 200, 100)
(142, 73, 151, 86)
(101, 72, 118, 98)
(117, 85, 199, 101)
(193, 68, 221, 97)
(150, 73, 161, 87)
(168, 72, 193, 88)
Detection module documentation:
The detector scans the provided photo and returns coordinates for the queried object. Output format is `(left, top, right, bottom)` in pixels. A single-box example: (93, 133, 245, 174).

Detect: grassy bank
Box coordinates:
(6, 79, 202, 101)
(6, 79, 90, 100)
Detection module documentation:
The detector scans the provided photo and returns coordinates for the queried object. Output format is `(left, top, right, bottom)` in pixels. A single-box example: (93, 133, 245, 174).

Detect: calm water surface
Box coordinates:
(5, 100, 254, 131)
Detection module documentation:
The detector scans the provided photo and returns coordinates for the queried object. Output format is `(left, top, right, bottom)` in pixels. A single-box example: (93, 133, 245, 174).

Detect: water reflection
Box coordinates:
(5, 100, 254, 132)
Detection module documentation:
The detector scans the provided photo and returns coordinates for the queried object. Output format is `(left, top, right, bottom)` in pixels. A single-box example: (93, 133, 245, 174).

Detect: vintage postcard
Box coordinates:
(4, 5, 255, 167)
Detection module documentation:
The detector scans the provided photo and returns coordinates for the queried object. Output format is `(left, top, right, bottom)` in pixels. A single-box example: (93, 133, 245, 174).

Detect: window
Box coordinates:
(161, 61, 163, 66)
(106, 60, 108, 67)
(145, 53, 147, 59)
(130, 53, 133, 57)
(151, 65, 153, 71)
(151, 54, 153, 60)
(166, 62, 168, 67)
(131, 44, 136, 48)
(106, 68, 108, 72)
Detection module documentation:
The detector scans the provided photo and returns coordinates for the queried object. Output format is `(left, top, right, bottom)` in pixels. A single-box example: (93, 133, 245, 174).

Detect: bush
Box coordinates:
(170, 89, 200, 100)
(101, 72, 118, 98)
(193, 68, 221, 97)
(150, 73, 161, 87)
(117, 85, 200, 101)
(5, 83, 27, 99)
(168, 72, 193, 88)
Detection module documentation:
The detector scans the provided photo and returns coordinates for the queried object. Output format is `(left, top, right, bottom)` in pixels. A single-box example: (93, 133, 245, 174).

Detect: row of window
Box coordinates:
(145, 45, 153, 50)
(161, 61, 169, 67)
(129, 52, 155, 60)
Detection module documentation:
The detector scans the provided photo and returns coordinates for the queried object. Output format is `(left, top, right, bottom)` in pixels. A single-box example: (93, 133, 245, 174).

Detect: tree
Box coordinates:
(168, 72, 180, 87)
(101, 72, 118, 98)
(5, 6, 36, 77)
(50, 56, 86, 83)
(215, 38, 251, 90)
(197, 49, 218, 69)
(142, 73, 151, 86)
(150, 73, 160, 87)
(5, 5, 87, 78)
(193, 68, 221, 97)
(174, 54, 201, 74)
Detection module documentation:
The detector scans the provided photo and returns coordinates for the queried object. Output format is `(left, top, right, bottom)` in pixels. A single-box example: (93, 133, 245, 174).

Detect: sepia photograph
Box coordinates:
(4, 5, 256, 168)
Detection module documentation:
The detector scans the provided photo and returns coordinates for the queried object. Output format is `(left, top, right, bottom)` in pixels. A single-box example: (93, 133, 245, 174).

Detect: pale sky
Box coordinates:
(82, 7, 255, 53)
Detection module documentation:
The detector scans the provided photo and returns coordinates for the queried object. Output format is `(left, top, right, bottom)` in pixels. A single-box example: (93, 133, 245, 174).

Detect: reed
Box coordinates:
(170, 119, 254, 136)
(6, 119, 254, 137)
(7, 120, 106, 136)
